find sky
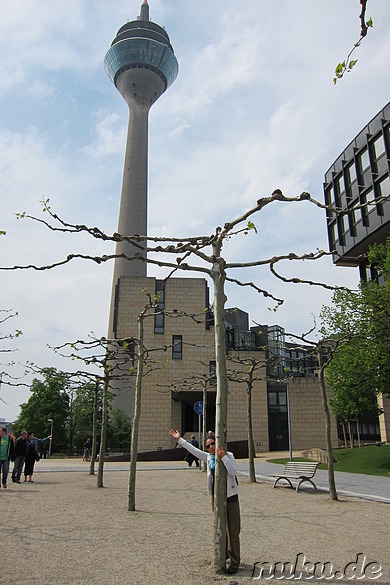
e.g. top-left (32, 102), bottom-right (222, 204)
top-left (1, 0), bottom-right (390, 421)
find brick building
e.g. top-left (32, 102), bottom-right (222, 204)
top-left (111, 276), bottom-right (338, 454)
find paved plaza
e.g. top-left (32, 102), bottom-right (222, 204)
top-left (0, 458), bottom-right (388, 585)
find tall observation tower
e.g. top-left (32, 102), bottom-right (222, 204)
top-left (105, 1), bottom-right (179, 333)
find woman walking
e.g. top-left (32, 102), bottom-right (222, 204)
top-left (24, 431), bottom-right (52, 482)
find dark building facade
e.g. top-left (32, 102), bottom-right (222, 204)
top-left (323, 102), bottom-right (390, 445)
top-left (324, 102), bottom-right (390, 280)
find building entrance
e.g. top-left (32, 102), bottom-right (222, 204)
top-left (268, 388), bottom-right (289, 451)
top-left (173, 391), bottom-right (216, 437)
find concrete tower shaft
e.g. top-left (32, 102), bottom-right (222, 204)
top-left (105, 1), bottom-right (178, 336)
top-left (104, 1), bottom-right (178, 281)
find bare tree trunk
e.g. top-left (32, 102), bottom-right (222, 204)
top-left (128, 313), bottom-right (144, 511)
top-left (356, 420), bottom-right (361, 448)
top-left (68, 388), bottom-right (76, 455)
top-left (348, 421), bottom-right (354, 448)
top-left (318, 353), bottom-right (338, 501)
top-left (211, 241), bottom-right (228, 573)
top-left (97, 372), bottom-right (109, 488)
top-left (342, 423), bottom-right (348, 448)
top-left (202, 379), bottom-right (208, 473)
top-left (247, 376), bottom-right (257, 483)
top-left (89, 378), bottom-right (99, 475)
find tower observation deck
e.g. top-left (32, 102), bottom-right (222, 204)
top-left (104, 0), bottom-right (178, 288)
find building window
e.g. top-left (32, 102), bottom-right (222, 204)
top-left (366, 188), bottom-right (376, 206)
top-left (376, 175), bottom-right (390, 216)
top-left (337, 214), bottom-right (346, 246)
top-left (325, 185), bottom-right (335, 218)
top-left (360, 190), bottom-right (373, 227)
top-left (359, 148), bottom-right (370, 173)
top-left (379, 176), bottom-right (390, 200)
top-left (329, 222), bottom-right (337, 249)
top-left (172, 335), bottom-right (183, 359)
top-left (373, 134), bottom-right (385, 159)
top-left (348, 209), bottom-right (357, 237)
top-left (347, 162), bottom-right (357, 184)
top-left (154, 280), bottom-right (165, 334)
top-left (234, 329), bottom-right (252, 350)
top-left (337, 174), bottom-right (345, 195)
top-left (209, 360), bottom-right (216, 386)
top-left (267, 325), bottom-right (286, 378)
top-left (154, 313), bottom-right (164, 334)
top-left (268, 390), bottom-right (287, 413)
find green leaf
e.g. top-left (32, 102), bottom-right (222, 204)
top-left (335, 61), bottom-right (345, 75)
top-left (348, 59), bottom-right (358, 70)
top-left (247, 220), bottom-right (258, 234)
top-left (366, 17), bottom-right (373, 28)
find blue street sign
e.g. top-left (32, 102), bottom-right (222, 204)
top-left (194, 401), bottom-right (203, 415)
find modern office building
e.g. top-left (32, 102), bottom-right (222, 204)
top-left (324, 102), bottom-right (390, 280)
top-left (323, 102), bottom-right (390, 444)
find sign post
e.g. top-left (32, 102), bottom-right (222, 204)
top-left (194, 401), bottom-right (203, 471)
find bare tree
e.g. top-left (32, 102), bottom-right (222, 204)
top-left (227, 353), bottom-right (268, 483)
top-left (90, 377), bottom-right (100, 476)
top-left (50, 335), bottom-right (134, 486)
top-left (128, 293), bottom-right (207, 510)
top-left (282, 324), bottom-right (360, 502)
top-left (3, 189), bottom-right (386, 569)
top-left (0, 309), bottom-right (22, 404)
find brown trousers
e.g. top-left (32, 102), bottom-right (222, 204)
top-left (211, 495), bottom-right (241, 569)
top-left (227, 495), bottom-right (241, 568)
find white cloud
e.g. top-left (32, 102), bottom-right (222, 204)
top-left (169, 119), bottom-right (192, 138)
top-left (82, 111), bottom-right (126, 158)
top-left (0, 0), bottom-right (389, 421)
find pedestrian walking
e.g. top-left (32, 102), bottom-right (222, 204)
top-left (0, 427), bottom-right (15, 489)
top-left (83, 438), bottom-right (91, 461)
top-left (24, 431), bottom-right (52, 483)
top-left (12, 430), bottom-right (28, 484)
top-left (184, 434), bottom-right (200, 467)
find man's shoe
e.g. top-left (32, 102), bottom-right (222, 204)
top-left (226, 565), bottom-right (238, 575)
top-left (16, 480), bottom-right (21, 484)
top-left (2, 483), bottom-right (7, 489)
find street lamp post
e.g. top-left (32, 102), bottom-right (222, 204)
top-left (47, 418), bottom-right (53, 458)
top-left (286, 382), bottom-right (293, 461)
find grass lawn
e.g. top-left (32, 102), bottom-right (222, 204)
top-left (266, 444), bottom-right (390, 477)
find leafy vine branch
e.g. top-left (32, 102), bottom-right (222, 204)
top-left (333, 0), bottom-right (373, 84)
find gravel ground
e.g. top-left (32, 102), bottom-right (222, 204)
top-left (0, 460), bottom-right (388, 585)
